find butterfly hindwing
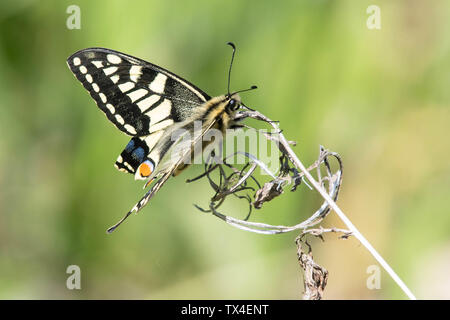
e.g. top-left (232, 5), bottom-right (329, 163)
top-left (115, 131), bottom-right (165, 174)
top-left (67, 47), bottom-right (211, 137)
top-left (107, 117), bottom-right (220, 233)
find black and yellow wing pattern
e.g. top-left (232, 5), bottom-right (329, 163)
top-left (67, 47), bottom-right (211, 176)
top-left (67, 47), bottom-right (243, 232)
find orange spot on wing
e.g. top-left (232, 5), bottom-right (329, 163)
top-left (139, 162), bottom-right (152, 177)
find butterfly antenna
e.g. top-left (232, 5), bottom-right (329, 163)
top-left (232, 85), bottom-right (258, 95)
top-left (227, 42), bottom-right (236, 96)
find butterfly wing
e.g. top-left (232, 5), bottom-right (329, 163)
top-left (107, 118), bottom-right (219, 233)
top-left (67, 47), bottom-right (211, 173)
top-left (114, 132), bottom-right (165, 175)
top-left (67, 47), bottom-right (222, 232)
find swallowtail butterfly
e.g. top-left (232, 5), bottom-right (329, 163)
top-left (67, 44), bottom-right (254, 233)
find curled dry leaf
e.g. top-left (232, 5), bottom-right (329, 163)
top-left (253, 180), bottom-right (284, 209)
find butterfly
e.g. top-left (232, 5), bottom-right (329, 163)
top-left (67, 43), bottom-right (255, 233)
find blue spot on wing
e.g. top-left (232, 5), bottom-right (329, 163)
top-left (132, 147), bottom-right (145, 162)
top-left (125, 139), bottom-right (135, 152)
top-left (115, 138), bottom-right (150, 174)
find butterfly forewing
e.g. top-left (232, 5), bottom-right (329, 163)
top-left (67, 48), bottom-right (211, 136)
top-left (67, 47), bottom-right (212, 174)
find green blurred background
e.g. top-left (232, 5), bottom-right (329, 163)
top-left (0, 0), bottom-right (449, 299)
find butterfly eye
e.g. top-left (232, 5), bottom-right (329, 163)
top-left (228, 99), bottom-right (238, 110)
top-left (136, 159), bottom-right (154, 180)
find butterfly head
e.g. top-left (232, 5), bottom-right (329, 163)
top-left (225, 84), bottom-right (257, 113)
top-left (226, 93), bottom-right (242, 113)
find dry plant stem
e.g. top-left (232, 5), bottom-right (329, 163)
top-left (302, 227), bottom-right (353, 240)
top-left (296, 236), bottom-right (329, 300)
top-left (296, 229), bottom-right (352, 299)
top-left (281, 133), bottom-right (416, 300)
top-left (239, 110), bottom-right (416, 300)
top-left (198, 147), bottom-right (342, 234)
top-left (296, 228), bottom-right (354, 299)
